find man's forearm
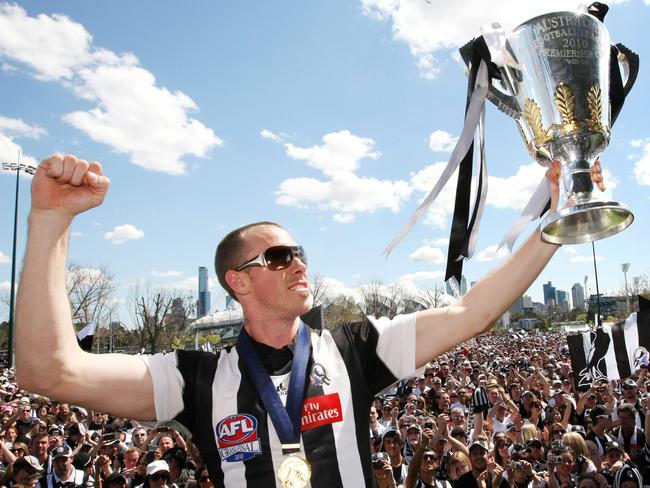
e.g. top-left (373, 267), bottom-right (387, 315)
top-left (415, 230), bottom-right (559, 367)
top-left (15, 210), bottom-right (80, 393)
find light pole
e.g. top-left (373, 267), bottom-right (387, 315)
top-left (621, 262), bottom-right (630, 315)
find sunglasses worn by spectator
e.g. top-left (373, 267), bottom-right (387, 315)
top-left (198, 477), bottom-right (210, 483)
top-left (235, 245), bottom-right (307, 271)
top-left (150, 473), bottom-right (169, 482)
top-left (423, 454), bottom-right (438, 461)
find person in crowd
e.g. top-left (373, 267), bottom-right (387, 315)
top-left (43, 445), bottom-right (93, 488)
top-left (586, 406), bottom-right (615, 456)
top-left (382, 429), bottom-right (409, 486)
top-left (453, 437), bottom-right (495, 488)
top-left (446, 452), bottom-right (470, 485)
top-left (194, 465), bottom-right (212, 488)
top-left (7, 456), bottom-right (45, 488)
top-left (372, 451), bottom-right (400, 488)
top-left (137, 460), bottom-right (172, 488)
top-left (29, 434), bottom-right (50, 475)
top-left (371, 406), bottom-right (388, 439)
top-left (610, 403), bottom-right (644, 466)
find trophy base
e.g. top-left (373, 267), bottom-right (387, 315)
top-left (540, 201), bottom-right (633, 245)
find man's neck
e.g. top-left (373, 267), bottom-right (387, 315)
top-left (420, 471), bottom-right (434, 484)
top-left (390, 453), bottom-right (403, 467)
top-left (243, 315), bottom-right (301, 349)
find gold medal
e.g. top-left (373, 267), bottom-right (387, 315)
top-left (277, 453), bottom-right (312, 488)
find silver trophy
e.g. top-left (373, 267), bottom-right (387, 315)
top-left (480, 9), bottom-right (639, 244)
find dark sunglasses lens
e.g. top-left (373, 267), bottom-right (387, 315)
top-left (265, 246), bottom-right (307, 270)
top-left (265, 247), bottom-right (294, 270)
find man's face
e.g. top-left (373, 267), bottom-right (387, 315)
top-left (33, 436), bottom-right (49, 456)
top-left (132, 429), bottom-right (147, 445)
top-left (19, 406), bottom-right (31, 421)
top-left (623, 384), bottom-right (638, 401)
top-left (235, 226), bottom-right (312, 317)
top-left (369, 407), bottom-right (378, 423)
top-left (619, 410), bottom-right (635, 430)
top-left (406, 430), bottom-right (420, 447)
top-left (437, 394), bottom-right (449, 411)
top-left (124, 451), bottom-right (139, 469)
top-left (420, 451), bottom-right (438, 475)
top-left (383, 436), bottom-right (401, 458)
top-left (158, 435), bottom-right (174, 453)
top-left (487, 388), bottom-right (499, 405)
top-left (605, 449), bottom-right (623, 465)
top-left (53, 456), bottom-right (72, 478)
top-left (14, 468), bottom-right (34, 484)
top-left (469, 447), bottom-right (488, 471)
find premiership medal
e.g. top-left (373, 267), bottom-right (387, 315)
top-left (277, 453), bottom-right (312, 488)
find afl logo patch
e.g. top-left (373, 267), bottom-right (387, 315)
top-left (215, 414), bottom-right (261, 462)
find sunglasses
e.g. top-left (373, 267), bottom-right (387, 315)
top-left (235, 245), bottom-right (307, 272)
top-left (198, 476), bottom-right (210, 482)
top-left (423, 454), bottom-right (438, 461)
top-left (150, 473), bottom-right (170, 482)
top-left (552, 430), bottom-right (565, 435)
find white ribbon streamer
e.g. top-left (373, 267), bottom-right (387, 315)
top-left (382, 60), bottom-right (490, 257)
top-left (498, 175), bottom-right (550, 251)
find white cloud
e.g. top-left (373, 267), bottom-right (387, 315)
top-left (104, 224), bottom-right (144, 244)
top-left (277, 172), bottom-right (411, 216)
top-left (151, 270), bottom-right (183, 278)
top-left (361, 0), bottom-right (590, 78)
top-left (487, 163), bottom-right (547, 209)
top-left (260, 129), bottom-right (283, 142)
top-left (276, 130), bottom-right (412, 221)
top-left (70, 231), bottom-right (83, 237)
top-left (429, 130), bottom-right (458, 153)
top-left (424, 237), bottom-right (449, 247)
top-left (0, 133), bottom-right (38, 176)
top-left (0, 280), bottom-right (9, 290)
top-left (0, 4), bottom-right (221, 175)
top-left (570, 255), bottom-right (604, 263)
top-left (333, 213), bottom-right (355, 224)
top-left (631, 138), bottom-right (650, 186)
top-left (284, 130), bottom-right (381, 177)
top-left (562, 246), bottom-right (578, 254)
top-left (398, 270), bottom-right (445, 282)
top-left (409, 161), bottom-right (459, 228)
top-left (476, 244), bottom-right (508, 262)
top-left (409, 245), bottom-right (445, 264)
top-left (0, 251), bottom-right (9, 264)
top-left (0, 115), bottom-right (46, 139)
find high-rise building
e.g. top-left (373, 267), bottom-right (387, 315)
top-left (572, 283), bottom-right (586, 310)
top-left (557, 290), bottom-right (569, 311)
top-left (198, 266), bottom-right (211, 318)
top-left (543, 281), bottom-right (557, 306)
top-left (509, 295), bottom-right (533, 314)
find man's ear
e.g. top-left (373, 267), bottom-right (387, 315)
top-left (225, 270), bottom-right (248, 297)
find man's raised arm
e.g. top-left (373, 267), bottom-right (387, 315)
top-left (15, 154), bottom-right (156, 421)
top-left (414, 161), bottom-right (603, 367)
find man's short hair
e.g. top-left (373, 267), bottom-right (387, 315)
top-left (617, 402), bottom-right (636, 417)
top-left (214, 221), bottom-right (282, 300)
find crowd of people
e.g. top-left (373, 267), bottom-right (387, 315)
top-left (1, 327), bottom-right (647, 488)
top-left (369, 331), bottom-right (648, 488)
top-left (0, 372), bottom-right (210, 488)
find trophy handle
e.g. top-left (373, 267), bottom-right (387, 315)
top-left (487, 81), bottom-right (521, 119)
top-left (615, 43), bottom-right (640, 97)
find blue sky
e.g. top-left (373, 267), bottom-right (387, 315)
top-left (1, 0), bottom-right (648, 325)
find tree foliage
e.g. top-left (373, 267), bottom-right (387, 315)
top-left (128, 284), bottom-right (196, 354)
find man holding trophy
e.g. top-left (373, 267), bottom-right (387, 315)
top-left (14, 3), bottom-right (633, 488)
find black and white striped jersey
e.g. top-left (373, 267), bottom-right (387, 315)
top-left (140, 307), bottom-right (419, 488)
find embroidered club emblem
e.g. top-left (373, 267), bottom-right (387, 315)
top-left (215, 414), bottom-right (261, 462)
top-left (310, 363), bottom-right (331, 386)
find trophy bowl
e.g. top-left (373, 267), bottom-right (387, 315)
top-left (483, 9), bottom-right (638, 245)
